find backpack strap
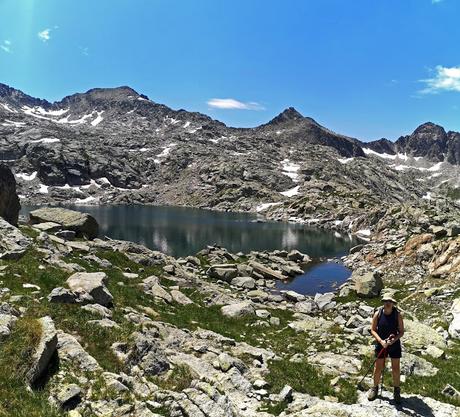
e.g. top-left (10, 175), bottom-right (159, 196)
top-left (394, 307), bottom-right (400, 333)
top-left (377, 306), bottom-right (383, 322)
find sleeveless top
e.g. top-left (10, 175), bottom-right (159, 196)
top-left (376, 307), bottom-right (399, 340)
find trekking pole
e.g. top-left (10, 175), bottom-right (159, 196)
top-left (381, 350), bottom-right (386, 396)
top-left (357, 345), bottom-right (387, 391)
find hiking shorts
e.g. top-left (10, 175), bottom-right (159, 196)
top-left (374, 341), bottom-right (402, 359)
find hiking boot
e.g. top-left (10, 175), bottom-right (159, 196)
top-left (394, 386), bottom-right (402, 404)
top-left (368, 386), bottom-right (379, 401)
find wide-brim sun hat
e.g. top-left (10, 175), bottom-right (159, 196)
top-left (381, 294), bottom-right (397, 303)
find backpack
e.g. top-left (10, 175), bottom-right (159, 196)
top-left (374, 306), bottom-right (400, 334)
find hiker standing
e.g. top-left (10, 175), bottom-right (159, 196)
top-left (368, 294), bottom-right (404, 404)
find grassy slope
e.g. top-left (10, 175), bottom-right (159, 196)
top-left (0, 228), bottom-right (459, 416)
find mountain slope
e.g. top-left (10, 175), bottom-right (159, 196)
top-left (1, 82), bottom-right (459, 213)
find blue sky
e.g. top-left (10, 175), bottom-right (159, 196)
top-left (1, 0), bottom-right (459, 141)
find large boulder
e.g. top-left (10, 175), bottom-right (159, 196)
top-left (29, 208), bottom-right (99, 239)
top-left (26, 317), bottom-right (58, 385)
top-left (352, 270), bottom-right (384, 298)
top-left (448, 298), bottom-right (460, 339)
top-left (0, 217), bottom-right (32, 260)
top-left (66, 272), bottom-right (113, 306)
top-left (207, 264), bottom-right (238, 282)
top-left (404, 319), bottom-right (447, 350)
top-left (221, 302), bottom-right (255, 318)
top-left (0, 165), bottom-right (20, 226)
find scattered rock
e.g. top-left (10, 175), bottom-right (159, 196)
top-left (26, 316), bottom-right (58, 385)
top-left (231, 276), bottom-right (256, 290)
top-left (170, 289), bottom-right (194, 305)
top-left (48, 287), bottom-right (77, 304)
top-left (314, 292), bottom-right (336, 310)
top-left (126, 331), bottom-right (170, 376)
top-left (221, 302), bottom-right (255, 318)
top-left (249, 261), bottom-right (285, 280)
top-left (56, 384), bottom-right (82, 410)
top-left (66, 272), bottom-right (113, 306)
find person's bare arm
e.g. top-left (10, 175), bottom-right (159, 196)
top-left (390, 312), bottom-right (404, 344)
top-left (370, 311), bottom-right (387, 348)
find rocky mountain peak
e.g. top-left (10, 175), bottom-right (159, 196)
top-left (57, 86), bottom-right (147, 107)
top-left (0, 82), bottom-right (50, 109)
top-left (363, 138), bottom-right (396, 155)
top-left (395, 122), bottom-right (449, 162)
top-left (412, 122), bottom-right (447, 141)
top-left (267, 107), bottom-right (304, 125)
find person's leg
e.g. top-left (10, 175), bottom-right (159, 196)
top-left (391, 357), bottom-right (402, 404)
top-left (373, 358), bottom-right (385, 387)
top-left (368, 357), bottom-right (384, 400)
top-left (391, 358), bottom-right (400, 387)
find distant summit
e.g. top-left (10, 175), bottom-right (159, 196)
top-left (267, 107), bottom-right (304, 125)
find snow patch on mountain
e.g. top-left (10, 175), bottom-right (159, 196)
top-left (338, 157), bottom-right (354, 164)
top-left (15, 171), bottom-right (37, 181)
top-left (91, 111), bottom-right (104, 126)
top-left (363, 148), bottom-right (408, 161)
top-left (281, 159), bottom-right (300, 182)
top-left (280, 185), bottom-right (300, 197)
top-left (2, 119), bottom-right (25, 127)
top-left (38, 184), bottom-right (49, 194)
top-left (154, 143), bottom-right (177, 163)
top-left (256, 202), bottom-right (282, 212)
top-left (0, 103), bottom-right (16, 113)
top-left (30, 138), bottom-right (60, 144)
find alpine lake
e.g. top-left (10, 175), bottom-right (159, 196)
top-left (21, 205), bottom-right (359, 295)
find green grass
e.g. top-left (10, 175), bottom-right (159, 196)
top-left (403, 344), bottom-right (460, 407)
top-left (0, 318), bottom-right (64, 417)
top-left (358, 343), bottom-right (460, 407)
top-left (446, 187), bottom-right (460, 200)
top-left (335, 291), bottom-right (381, 308)
top-left (265, 358), bottom-right (357, 404)
top-left (3, 238), bottom-right (458, 413)
top-left (258, 400), bottom-right (289, 415)
top-left (153, 364), bottom-right (194, 392)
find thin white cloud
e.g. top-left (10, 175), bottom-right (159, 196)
top-left (79, 46), bottom-right (89, 56)
top-left (38, 28), bottom-right (51, 42)
top-left (207, 98), bottom-right (265, 110)
top-left (432, 0), bottom-right (443, 3)
top-left (0, 40), bottom-right (11, 53)
top-left (419, 65), bottom-right (460, 94)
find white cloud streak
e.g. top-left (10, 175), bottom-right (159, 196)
top-left (432, 0), bottom-right (443, 3)
top-left (419, 65), bottom-right (460, 94)
top-left (207, 98), bottom-right (265, 110)
top-left (38, 28), bottom-right (51, 42)
top-left (0, 40), bottom-right (11, 53)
